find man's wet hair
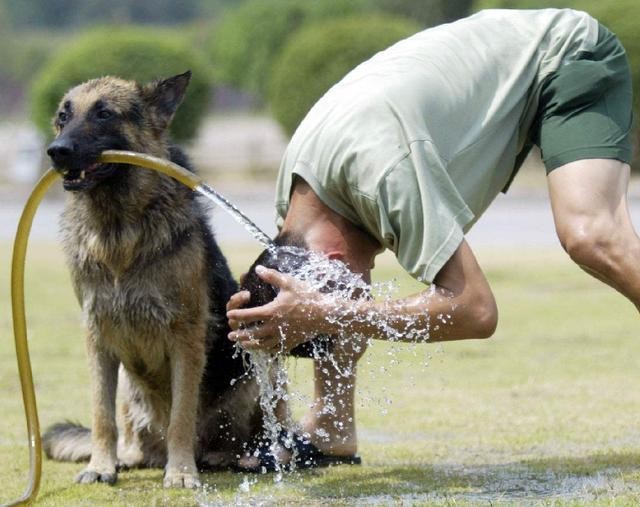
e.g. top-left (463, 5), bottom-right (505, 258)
top-left (241, 231), bottom-right (309, 309)
top-left (240, 231), bottom-right (331, 357)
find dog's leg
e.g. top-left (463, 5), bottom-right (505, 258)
top-left (76, 335), bottom-right (119, 485)
top-left (117, 400), bottom-right (145, 469)
top-left (163, 339), bottom-right (205, 489)
top-left (116, 368), bottom-right (145, 469)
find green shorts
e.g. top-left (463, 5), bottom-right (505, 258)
top-left (530, 24), bottom-right (633, 172)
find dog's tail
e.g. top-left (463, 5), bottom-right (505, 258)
top-left (42, 421), bottom-right (91, 462)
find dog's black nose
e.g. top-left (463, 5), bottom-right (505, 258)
top-left (47, 138), bottom-right (75, 165)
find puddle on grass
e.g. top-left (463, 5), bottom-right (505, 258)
top-left (194, 464), bottom-right (640, 506)
top-left (410, 464), bottom-right (640, 505)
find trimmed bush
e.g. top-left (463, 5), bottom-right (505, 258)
top-left (209, 0), bottom-right (370, 99)
top-left (210, 0), bottom-right (471, 102)
top-left (268, 15), bottom-right (420, 136)
top-left (30, 27), bottom-right (212, 142)
top-left (370, 0), bottom-right (473, 27)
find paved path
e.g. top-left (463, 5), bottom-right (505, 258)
top-left (3, 187), bottom-right (640, 249)
top-left (2, 115), bottom-right (640, 249)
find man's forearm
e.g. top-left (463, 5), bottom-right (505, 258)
top-left (320, 286), bottom-right (473, 343)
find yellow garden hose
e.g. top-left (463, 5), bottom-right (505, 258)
top-left (100, 150), bottom-right (202, 189)
top-left (7, 150), bottom-right (270, 506)
top-left (8, 168), bottom-right (58, 507)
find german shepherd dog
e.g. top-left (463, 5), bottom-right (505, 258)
top-left (43, 72), bottom-right (263, 488)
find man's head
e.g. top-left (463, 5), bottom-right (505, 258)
top-left (239, 227), bottom-right (374, 357)
top-left (240, 232), bottom-right (332, 357)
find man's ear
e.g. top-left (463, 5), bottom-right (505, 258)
top-left (142, 70), bottom-right (191, 128)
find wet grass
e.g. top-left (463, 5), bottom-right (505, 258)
top-left (1, 241), bottom-right (640, 505)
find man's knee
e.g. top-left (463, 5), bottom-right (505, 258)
top-left (557, 218), bottom-right (619, 272)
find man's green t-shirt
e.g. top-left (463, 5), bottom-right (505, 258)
top-left (274, 9), bottom-right (599, 283)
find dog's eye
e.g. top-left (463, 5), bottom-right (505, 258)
top-left (97, 109), bottom-right (113, 120)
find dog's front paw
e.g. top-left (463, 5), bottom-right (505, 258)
top-left (163, 465), bottom-right (200, 489)
top-left (75, 467), bottom-right (117, 485)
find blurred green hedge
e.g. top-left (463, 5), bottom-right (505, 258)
top-left (268, 15), bottom-right (420, 136)
top-left (209, 0), bottom-right (371, 99)
top-left (30, 27), bottom-right (211, 142)
top-left (474, 0), bottom-right (640, 164)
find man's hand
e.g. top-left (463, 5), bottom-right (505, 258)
top-left (226, 265), bottom-right (333, 352)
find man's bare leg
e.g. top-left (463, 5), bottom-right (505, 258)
top-left (547, 159), bottom-right (640, 309)
top-left (299, 333), bottom-right (367, 457)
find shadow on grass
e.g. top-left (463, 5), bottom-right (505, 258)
top-left (298, 451), bottom-right (640, 502)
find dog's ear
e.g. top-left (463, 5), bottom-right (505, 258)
top-left (142, 71), bottom-right (191, 128)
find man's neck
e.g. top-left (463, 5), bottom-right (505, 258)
top-left (281, 179), bottom-right (381, 274)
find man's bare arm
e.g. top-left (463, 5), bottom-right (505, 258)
top-left (226, 240), bottom-right (498, 351)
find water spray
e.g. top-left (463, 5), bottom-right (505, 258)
top-left (6, 150), bottom-right (273, 506)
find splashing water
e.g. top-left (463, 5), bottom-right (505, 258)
top-left (244, 349), bottom-right (289, 479)
top-left (224, 246), bottom-right (455, 484)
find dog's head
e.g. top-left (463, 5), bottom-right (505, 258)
top-left (47, 71), bottom-right (191, 191)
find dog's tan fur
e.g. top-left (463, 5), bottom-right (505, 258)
top-left (43, 73), bottom-right (263, 488)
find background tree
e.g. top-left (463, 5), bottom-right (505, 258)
top-left (1, 0), bottom-right (204, 28)
top-left (210, 0), bottom-right (473, 102)
top-left (209, 0), bottom-right (372, 100)
top-left (30, 27), bottom-right (211, 142)
top-left (370, 0), bottom-right (473, 27)
top-left (268, 15), bottom-right (420, 136)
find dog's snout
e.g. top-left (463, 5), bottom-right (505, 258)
top-left (47, 139), bottom-right (75, 165)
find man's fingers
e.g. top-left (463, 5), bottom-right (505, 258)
top-left (227, 302), bottom-right (279, 324)
top-left (226, 290), bottom-right (250, 311)
top-left (228, 317), bottom-right (240, 331)
top-left (255, 265), bottom-right (293, 290)
top-left (229, 322), bottom-right (281, 342)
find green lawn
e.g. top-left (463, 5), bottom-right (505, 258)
top-left (1, 241), bottom-right (640, 505)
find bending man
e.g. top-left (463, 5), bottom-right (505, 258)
top-left (227, 9), bottom-right (636, 467)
